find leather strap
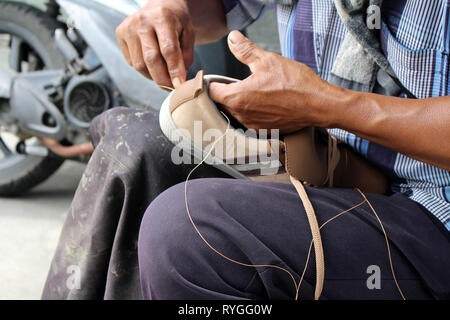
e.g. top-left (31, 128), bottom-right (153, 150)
top-left (289, 175), bottom-right (324, 300)
top-left (283, 129), bottom-right (340, 300)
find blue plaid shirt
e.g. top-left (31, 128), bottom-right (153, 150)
top-left (222, 0), bottom-right (450, 230)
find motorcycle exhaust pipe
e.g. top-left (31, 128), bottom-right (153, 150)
top-left (38, 138), bottom-right (94, 158)
top-left (16, 142), bottom-right (49, 157)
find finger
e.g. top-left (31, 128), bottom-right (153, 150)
top-left (208, 82), bottom-right (229, 104)
top-left (227, 30), bottom-right (266, 70)
top-left (116, 21), bottom-right (131, 65)
top-left (137, 27), bottom-right (172, 87)
top-left (209, 82), bottom-right (245, 124)
top-left (154, 22), bottom-right (186, 88)
top-left (208, 81), bottom-right (246, 109)
top-left (180, 24), bottom-right (195, 71)
top-left (117, 37), bottom-right (132, 66)
top-left (125, 31), bottom-right (151, 79)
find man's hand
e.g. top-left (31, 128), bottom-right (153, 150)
top-left (211, 32), bottom-right (450, 171)
top-left (116, 0), bottom-right (195, 88)
top-left (209, 31), bottom-right (348, 134)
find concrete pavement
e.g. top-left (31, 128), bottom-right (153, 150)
top-left (0, 161), bottom-right (85, 300)
top-left (0, 0), bottom-right (82, 300)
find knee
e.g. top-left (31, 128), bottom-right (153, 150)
top-left (138, 182), bottom-right (194, 298)
top-left (90, 107), bottom-right (127, 147)
top-left (90, 107), bottom-right (160, 151)
top-left (90, 107), bottom-right (172, 167)
top-left (138, 180), bottom-right (227, 299)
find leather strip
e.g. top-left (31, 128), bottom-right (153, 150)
top-left (289, 175), bottom-right (324, 300)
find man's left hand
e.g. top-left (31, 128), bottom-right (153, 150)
top-left (209, 31), bottom-right (346, 134)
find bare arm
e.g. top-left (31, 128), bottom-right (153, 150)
top-left (210, 31), bottom-right (450, 172)
top-left (187, 0), bottom-right (228, 44)
top-left (331, 91), bottom-right (450, 171)
top-left (115, 0), bottom-right (228, 88)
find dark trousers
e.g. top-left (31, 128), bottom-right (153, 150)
top-left (138, 179), bottom-right (450, 300)
top-left (42, 107), bottom-right (450, 300)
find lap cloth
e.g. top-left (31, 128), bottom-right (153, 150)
top-left (41, 108), bottom-right (229, 299)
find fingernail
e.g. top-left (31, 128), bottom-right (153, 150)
top-left (228, 31), bottom-right (243, 44)
top-left (172, 77), bottom-right (181, 88)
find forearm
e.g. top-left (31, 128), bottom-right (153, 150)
top-left (186, 0), bottom-right (228, 44)
top-left (330, 89), bottom-right (450, 171)
top-left (203, 30), bottom-right (450, 170)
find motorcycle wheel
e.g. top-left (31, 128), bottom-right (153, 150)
top-left (0, 1), bottom-right (65, 196)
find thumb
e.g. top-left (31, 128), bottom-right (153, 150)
top-left (227, 30), bottom-right (265, 69)
top-left (208, 82), bottom-right (229, 104)
top-left (208, 80), bottom-right (245, 107)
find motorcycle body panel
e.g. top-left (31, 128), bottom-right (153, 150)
top-left (57, 0), bottom-right (169, 110)
top-left (9, 69), bottom-right (67, 140)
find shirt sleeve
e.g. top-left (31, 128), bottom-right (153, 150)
top-left (221, 0), bottom-right (266, 30)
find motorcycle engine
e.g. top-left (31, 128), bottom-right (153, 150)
top-left (64, 68), bottom-right (112, 128)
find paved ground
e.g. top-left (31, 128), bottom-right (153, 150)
top-left (0, 1), bottom-right (279, 300)
top-left (0, 161), bottom-right (85, 300)
top-left (0, 0), bottom-right (73, 300)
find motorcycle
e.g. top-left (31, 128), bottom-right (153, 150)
top-left (0, 0), bottom-right (247, 196)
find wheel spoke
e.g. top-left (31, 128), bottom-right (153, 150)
top-left (9, 35), bottom-right (24, 72)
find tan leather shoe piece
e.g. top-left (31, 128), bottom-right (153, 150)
top-left (160, 70), bottom-right (286, 181)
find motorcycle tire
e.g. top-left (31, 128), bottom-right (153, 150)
top-left (0, 1), bottom-right (65, 196)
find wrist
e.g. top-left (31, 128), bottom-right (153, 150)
top-left (309, 82), bottom-right (360, 129)
top-left (328, 87), bottom-right (380, 132)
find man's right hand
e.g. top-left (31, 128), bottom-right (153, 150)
top-left (116, 0), bottom-right (195, 88)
